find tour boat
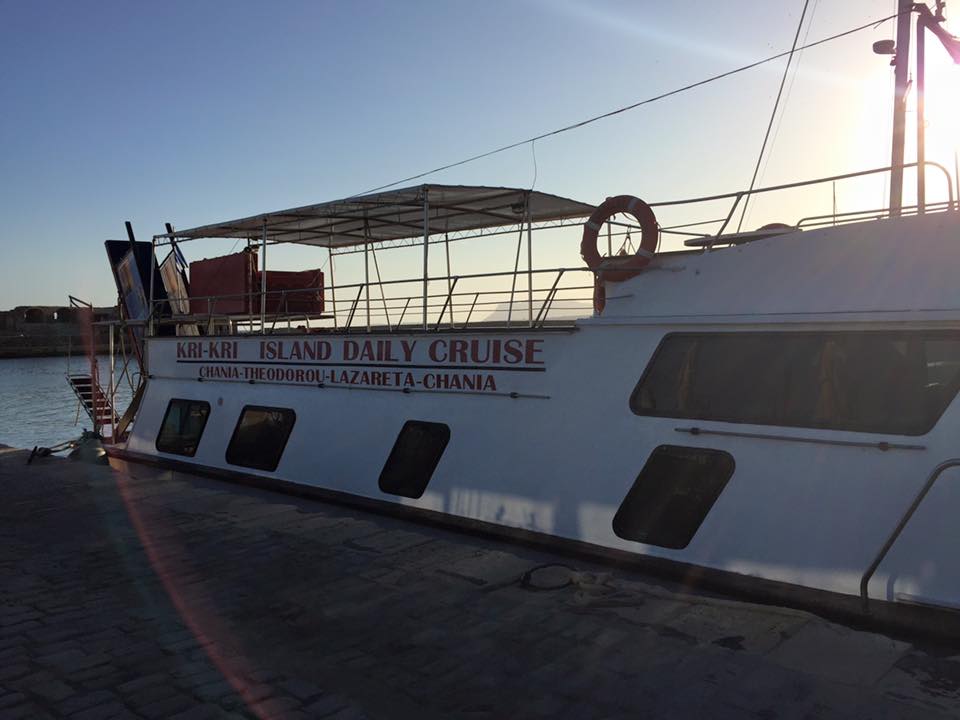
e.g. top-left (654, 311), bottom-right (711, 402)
top-left (71, 6), bottom-right (960, 635)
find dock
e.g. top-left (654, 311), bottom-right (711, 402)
top-left (3, 447), bottom-right (960, 719)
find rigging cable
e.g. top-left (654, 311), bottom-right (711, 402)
top-left (737, 0), bottom-right (813, 232)
top-left (755, 0), bottom-right (821, 193)
top-left (530, 138), bottom-right (538, 191)
top-left (351, 11), bottom-right (904, 198)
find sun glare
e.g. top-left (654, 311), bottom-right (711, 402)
top-left (922, 50), bottom-right (960, 177)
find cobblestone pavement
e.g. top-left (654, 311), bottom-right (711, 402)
top-left (3, 446), bottom-right (960, 719)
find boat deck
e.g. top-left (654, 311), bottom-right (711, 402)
top-left (3, 447), bottom-right (960, 720)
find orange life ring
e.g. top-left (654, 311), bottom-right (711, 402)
top-left (580, 195), bottom-right (658, 313)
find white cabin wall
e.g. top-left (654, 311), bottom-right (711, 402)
top-left (126, 318), bottom-right (960, 607)
top-left (122, 211), bottom-right (960, 608)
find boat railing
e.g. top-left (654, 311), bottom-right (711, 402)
top-left (147, 266), bottom-right (597, 336)
top-left (140, 162), bottom-right (959, 338)
top-left (656, 161), bottom-right (957, 246)
top-left (796, 199), bottom-right (955, 230)
top-left (859, 458), bottom-right (960, 613)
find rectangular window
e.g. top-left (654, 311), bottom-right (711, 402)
top-left (379, 421), bottom-right (450, 499)
top-left (630, 331), bottom-right (960, 436)
top-left (613, 445), bottom-right (735, 549)
top-left (226, 406), bottom-right (296, 472)
top-left (156, 399), bottom-right (210, 457)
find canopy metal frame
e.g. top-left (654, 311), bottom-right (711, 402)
top-left (153, 184), bottom-right (595, 249)
top-left (150, 184), bottom-right (599, 335)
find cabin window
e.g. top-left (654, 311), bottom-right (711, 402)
top-left (630, 331), bottom-right (960, 436)
top-left (613, 445), bottom-right (735, 549)
top-left (226, 406), bottom-right (296, 472)
top-left (379, 421), bottom-right (451, 499)
top-left (156, 399), bottom-right (210, 457)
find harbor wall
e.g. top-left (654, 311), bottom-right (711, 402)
top-left (0, 305), bottom-right (116, 358)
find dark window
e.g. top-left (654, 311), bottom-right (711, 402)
top-left (156, 399), bottom-right (210, 456)
top-left (226, 406), bottom-right (296, 472)
top-left (630, 331), bottom-right (960, 436)
top-left (379, 421), bottom-right (451, 499)
top-left (613, 445), bottom-right (735, 549)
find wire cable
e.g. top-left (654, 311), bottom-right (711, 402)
top-left (351, 11), bottom-right (903, 198)
top-left (530, 138), bottom-right (538, 191)
top-left (737, 0), bottom-right (813, 232)
top-left (756, 0), bottom-right (821, 192)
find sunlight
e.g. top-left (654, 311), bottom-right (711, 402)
top-left (832, 28), bottom-right (960, 214)
top-left (922, 48), bottom-right (960, 187)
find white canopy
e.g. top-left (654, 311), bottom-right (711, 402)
top-left (160, 184), bottom-right (596, 248)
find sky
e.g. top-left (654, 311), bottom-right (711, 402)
top-left (1, 0), bottom-right (958, 309)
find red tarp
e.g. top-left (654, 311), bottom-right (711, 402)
top-left (189, 252), bottom-right (256, 315)
top-left (256, 270), bottom-right (324, 314)
top-left (188, 251), bottom-right (324, 316)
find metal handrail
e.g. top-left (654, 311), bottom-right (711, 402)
top-left (534, 270), bottom-right (566, 328)
top-left (152, 266), bottom-right (594, 308)
top-left (657, 162), bottom-right (959, 249)
top-left (859, 458), bottom-right (960, 612)
top-left (650, 161), bottom-right (956, 212)
top-left (434, 276), bottom-right (459, 331)
top-left (147, 266), bottom-right (596, 335)
top-left (797, 199), bottom-right (955, 229)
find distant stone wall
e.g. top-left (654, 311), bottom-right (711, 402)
top-left (0, 305), bottom-right (116, 358)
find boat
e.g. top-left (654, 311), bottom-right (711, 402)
top-left (70, 4), bottom-right (960, 636)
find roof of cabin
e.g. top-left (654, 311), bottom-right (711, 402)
top-left (158, 184), bottom-right (596, 248)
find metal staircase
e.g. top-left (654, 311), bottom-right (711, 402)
top-left (67, 373), bottom-right (118, 436)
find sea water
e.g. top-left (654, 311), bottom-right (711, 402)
top-left (0, 356), bottom-right (133, 450)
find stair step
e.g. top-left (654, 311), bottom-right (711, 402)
top-left (67, 373), bottom-right (117, 427)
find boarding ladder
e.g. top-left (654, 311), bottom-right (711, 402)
top-left (67, 373), bottom-right (118, 438)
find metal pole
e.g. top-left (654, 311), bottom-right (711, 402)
top-left (371, 245), bottom-right (390, 328)
top-left (147, 236), bottom-right (155, 337)
top-left (108, 323), bottom-right (115, 429)
top-left (328, 247), bottom-right (338, 328)
top-left (526, 199), bottom-right (534, 328)
top-left (364, 223), bottom-right (371, 333)
top-left (917, 15), bottom-right (927, 214)
top-left (466, 292), bottom-right (480, 325)
top-left (247, 239), bottom-right (254, 334)
top-left (889, 0), bottom-right (913, 217)
top-left (955, 149), bottom-right (959, 211)
top-left (606, 222), bottom-right (612, 257)
top-left (395, 297), bottom-right (411, 331)
top-left (444, 232), bottom-right (454, 327)
top-left (435, 277), bottom-right (459, 331)
top-left (346, 285), bottom-right (363, 330)
top-left (260, 220), bottom-right (267, 334)
top-left (506, 224), bottom-right (523, 327)
top-left (422, 191), bottom-right (430, 331)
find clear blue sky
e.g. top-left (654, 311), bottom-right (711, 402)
top-left (2, 0), bottom-right (955, 308)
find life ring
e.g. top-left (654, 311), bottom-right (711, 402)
top-left (580, 195), bottom-right (658, 312)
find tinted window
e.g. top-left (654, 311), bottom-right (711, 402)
top-left (613, 445), bottom-right (735, 549)
top-left (226, 406), bottom-right (296, 472)
top-left (156, 399), bottom-right (210, 456)
top-left (379, 421), bottom-right (450, 499)
top-left (630, 331), bottom-right (960, 436)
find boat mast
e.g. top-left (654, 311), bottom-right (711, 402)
top-left (888, 2), bottom-right (960, 216)
top-left (888, 0), bottom-right (913, 218)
